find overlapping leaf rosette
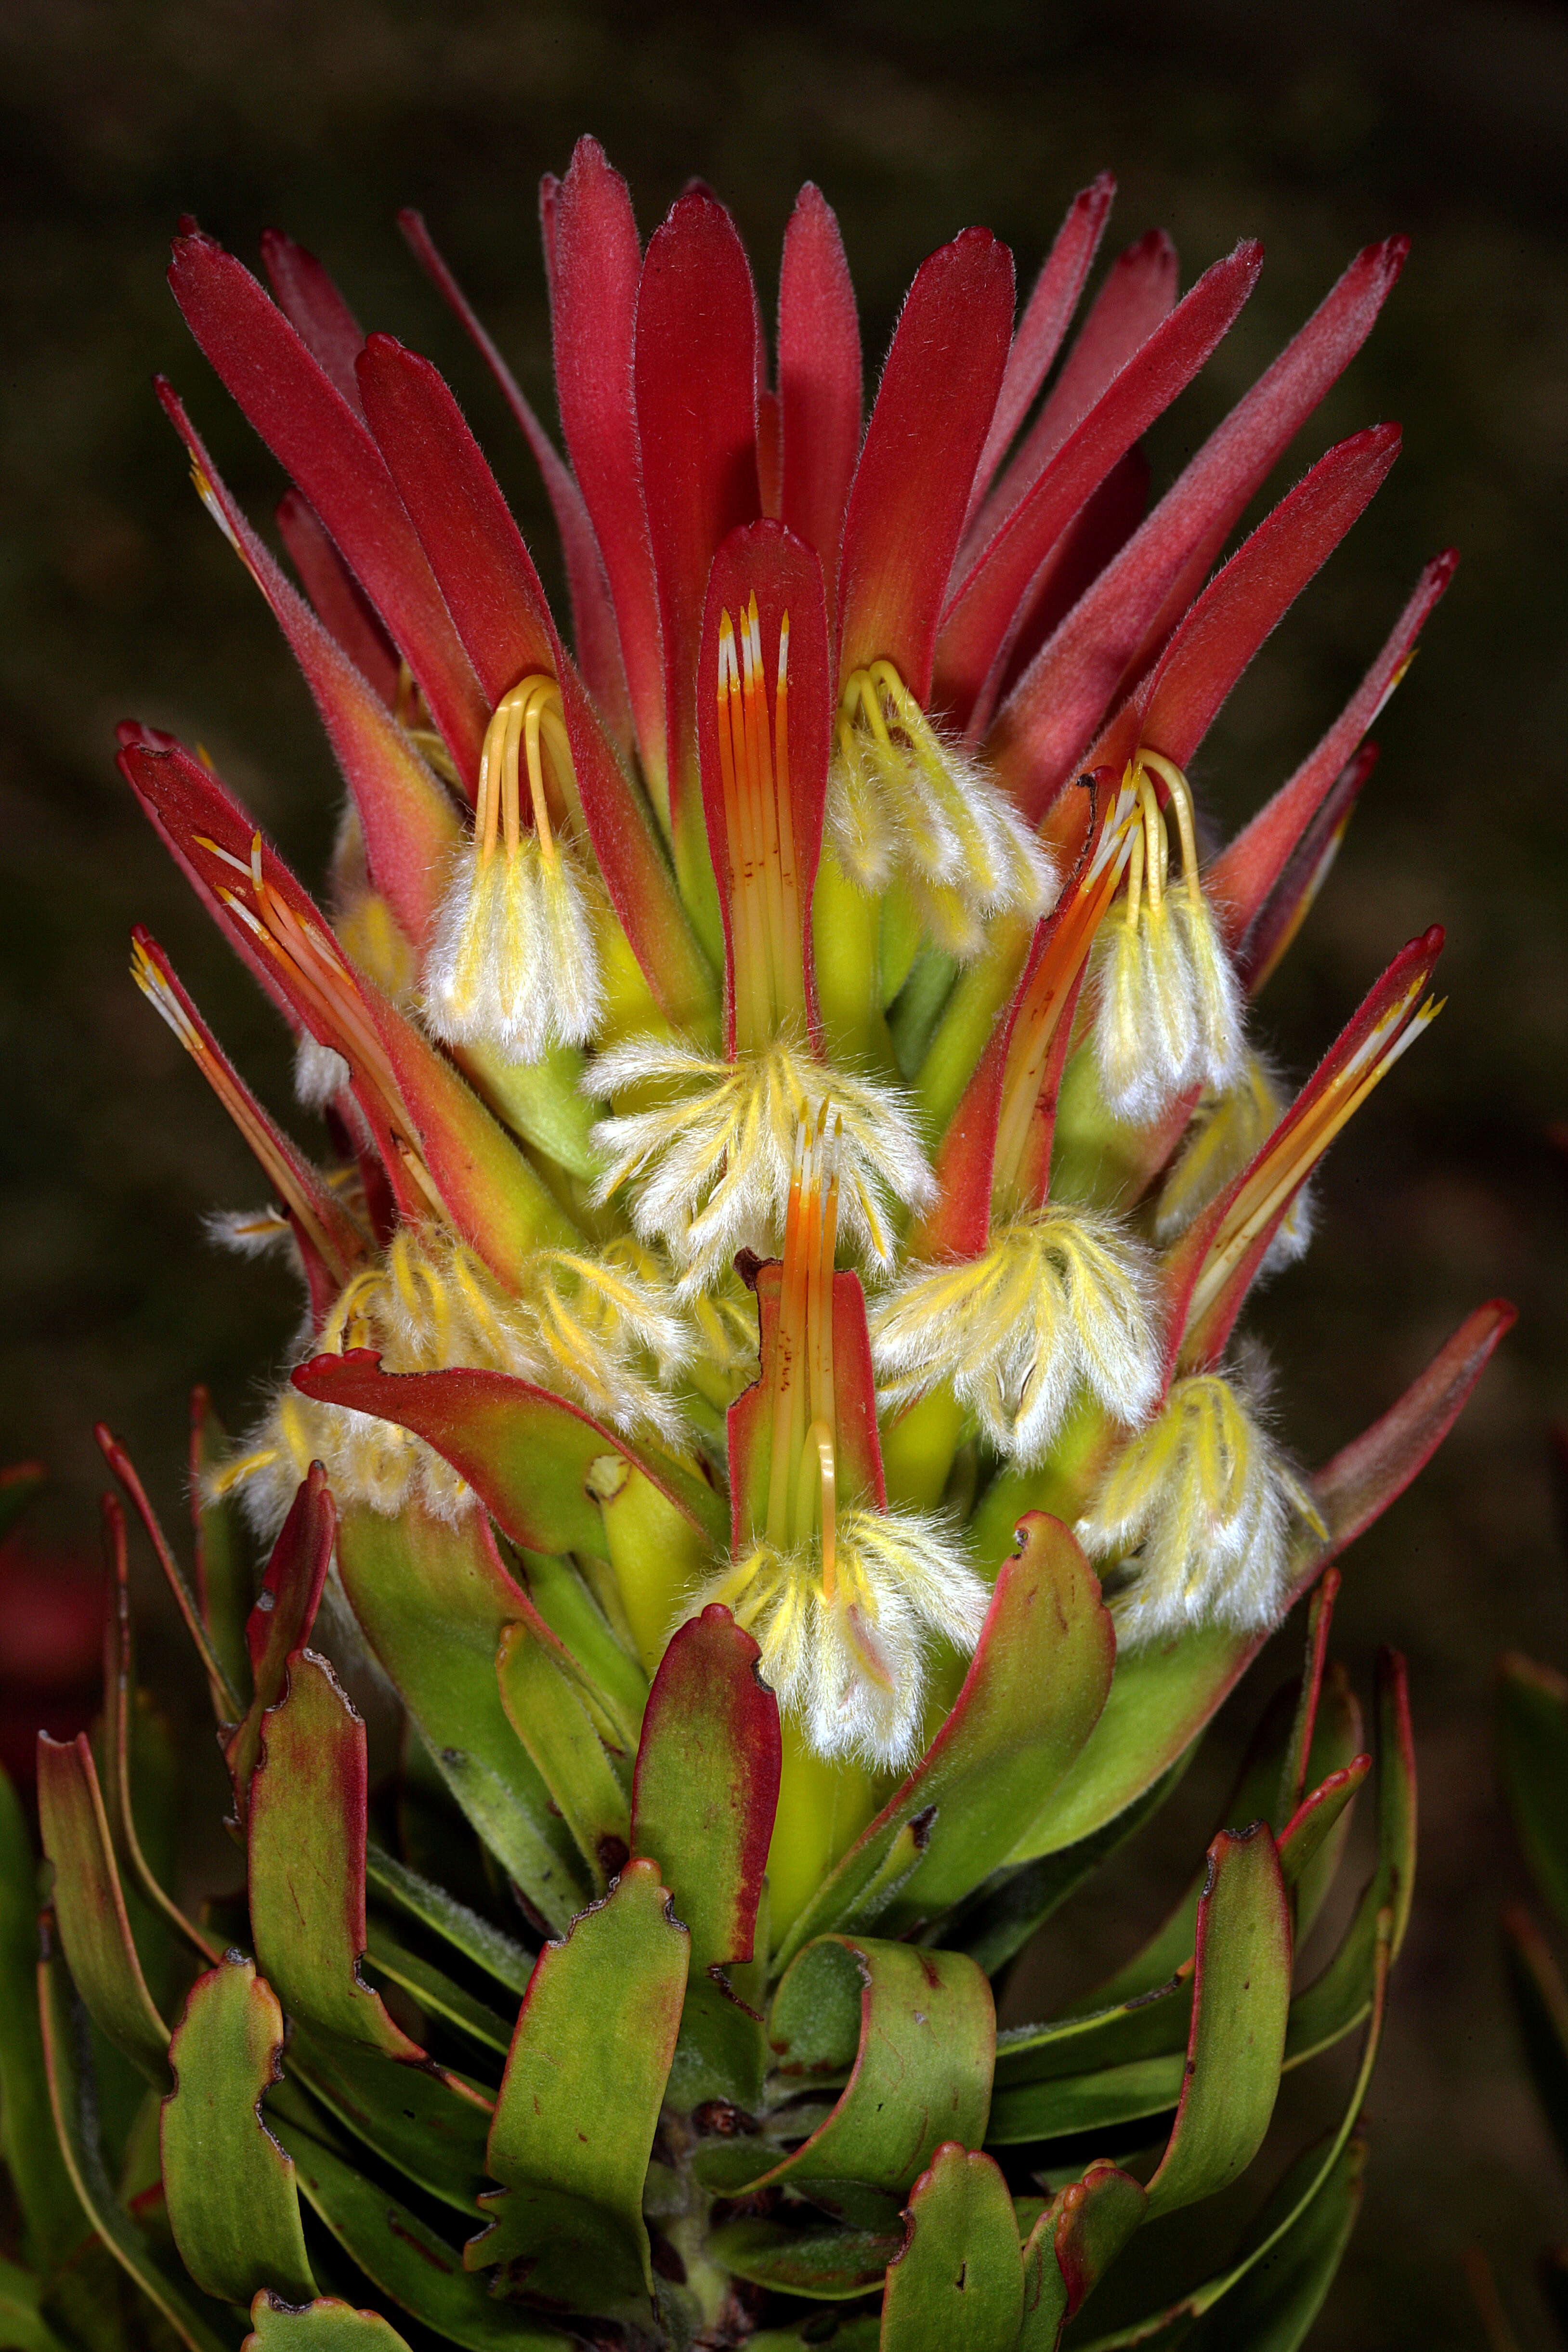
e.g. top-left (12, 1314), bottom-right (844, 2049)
top-left (1, 145), bottom-right (1513, 2352)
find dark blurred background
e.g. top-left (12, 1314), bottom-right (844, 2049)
top-left (0, 0), bottom-right (1564, 2342)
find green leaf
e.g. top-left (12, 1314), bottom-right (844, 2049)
top-left (243, 2296), bottom-right (409, 2352)
top-left (1143, 1827), bottom-right (1292, 2221)
top-left (507, 1544), bottom-right (648, 1753)
top-left (704, 2217), bottom-right (899, 2300)
top-left (362, 1920), bottom-right (512, 2058)
top-left (222, 1467), bottom-right (334, 1829)
top-left (335, 1502), bottom-right (588, 1930)
top-left (495, 1620), bottom-right (631, 1891)
top-left (37, 1925), bottom-right (237, 2352)
top-left (0, 1771), bottom-right (87, 2265)
top-left (361, 1844), bottom-right (533, 1999)
top-left (994, 1973), bottom-right (1192, 2090)
top-left (275, 2119), bottom-right (569, 2350)
top-left (160, 1957), bottom-right (317, 2307)
top-left (0, 2252), bottom-right (78, 2352)
top-left (1276, 1759), bottom-right (1369, 1895)
top-left (1502, 1906), bottom-right (1568, 2173)
top-left (465, 1859), bottom-right (689, 2317)
top-left (1498, 1654), bottom-right (1568, 1934)
top-left (776, 1516), bottom-right (1114, 1970)
top-left (1178, 2132), bottom-right (1366, 2352)
top-left (1018, 2201), bottom-right (1069, 2352)
top-left (283, 2023), bottom-right (494, 2214)
top-left (986, 2053), bottom-right (1186, 2144)
top-left (190, 1388), bottom-right (255, 1710)
top-left (698, 1937), bottom-right (993, 2223)
top-left (879, 2143), bottom-right (1023, 2352)
top-left (248, 1651), bottom-right (423, 2060)
top-left (36, 1736), bottom-right (169, 2085)
top-left (630, 1606), bottom-right (781, 2111)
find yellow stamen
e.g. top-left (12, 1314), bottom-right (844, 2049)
top-left (475, 676), bottom-right (572, 866)
top-left (716, 599), bottom-right (804, 1049)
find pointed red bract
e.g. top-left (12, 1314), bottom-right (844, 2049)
top-left (1234, 744), bottom-right (1375, 998)
top-left (967, 175), bottom-right (1115, 529)
top-left (1211, 551), bottom-right (1458, 955)
top-left (971, 226), bottom-right (1179, 556)
top-left (396, 205), bottom-right (633, 750)
top-left (635, 189), bottom-right (762, 824)
top-left (1087, 423), bottom-right (1403, 781)
top-left (777, 185), bottom-right (862, 621)
top-left (836, 227), bottom-right (1014, 699)
top-left (991, 238), bottom-right (1409, 818)
top-left (992, 449), bottom-right (1149, 715)
top-left (934, 241), bottom-right (1262, 726)
top-left (259, 229), bottom-right (366, 415)
top-left (222, 1465), bottom-right (336, 1825)
top-left (156, 380), bottom-right (457, 953)
top-left (167, 231), bottom-right (488, 788)
top-left (696, 522), bottom-right (830, 1053)
top-left (275, 489), bottom-right (399, 706)
top-left (549, 141), bottom-right (666, 788)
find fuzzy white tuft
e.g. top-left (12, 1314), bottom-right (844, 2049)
top-left (422, 836), bottom-right (602, 1063)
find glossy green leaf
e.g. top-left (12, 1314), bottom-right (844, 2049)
top-left (630, 1606), bottom-right (780, 2110)
top-left (335, 1502), bottom-right (588, 1930)
top-left (705, 2217), bottom-right (899, 2300)
top-left (284, 2022), bottom-right (494, 2214)
top-left (363, 1920), bottom-right (512, 2057)
top-left (248, 1650), bottom-right (423, 2059)
top-left (36, 1735), bottom-right (168, 2085)
top-left (495, 1620), bottom-right (630, 1890)
top-left (160, 1957), bottom-right (317, 2306)
top-left (37, 1925), bottom-right (236, 2352)
top-left (1498, 1654), bottom-right (1568, 1934)
top-left (222, 1467), bottom-right (334, 1829)
top-left (777, 1516), bottom-right (1114, 1969)
top-left (698, 1937), bottom-right (993, 2222)
top-left (507, 1544), bottom-right (648, 1753)
top-left (1281, 1662), bottom-right (1366, 1944)
top-left (244, 2296), bottom-right (409, 2352)
top-left (1018, 2203), bottom-right (1068, 2352)
top-left (1273, 1569), bottom-right (1340, 1826)
top-left (275, 2119), bottom-right (568, 2350)
top-left (879, 2143), bottom-right (1023, 2352)
top-left (190, 1387), bottom-right (255, 1709)
top-left (986, 2052), bottom-right (1186, 2144)
top-left (0, 1771), bottom-right (86, 2265)
top-left (0, 2251), bottom-right (78, 2352)
top-left (1180, 2133), bottom-right (1366, 2352)
top-left (362, 1844), bottom-right (533, 1998)
top-left (994, 1971), bottom-right (1192, 2090)
top-left (293, 1355), bottom-right (726, 1563)
top-left (1143, 1827), bottom-right (1292, 2219)
top-left (1503, 1906), bottom-right (1568, 2173)
top-left (466, 1859), bottom-right (689, 2316)
top-left (1277, 1759), bottom-right (1369, 1894)
top-left (1052, 2161), bottom-right (1147, 2321)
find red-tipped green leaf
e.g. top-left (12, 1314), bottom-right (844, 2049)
top-left (776, 1514), bottom-right (1114, 1966)
top-left (191, 1387), bottom-right (256, 1712)
top-left (466, 1859), bottom-right (688, 2315)
top-left (95, 1420), bottom-right (242, 1721)
top-left (1053, 2160), bottom-right (1148, 2320)
top-left (293, 1353), bottom-right (726, 1558)
top-left (36, 1736), bottom-right (167, 2082)
top-left (284, 2020), bottom-right (492, 2214)
top-left (260, 230), bottom-right (366, 414)
top-left (222, 1464), bottom-right (334, 1828)
top-left (549, 140), bottom-right (666, 790)
top-left (495, 1620), bottom-right (631, 1893)
top-left (936, 242), bottom-right (1262, 725)
top-left (778, 184), bottom-right (862, 615)
top-left (161, 1956), bottom-right (318, 2306)
top-left (246, 2297), bottom-right (410, 2352)
top-left (248, 1648), bottom-right (424, 2060)
top-left (837, 228), bottom-right (1014, 698)
top-left (333, 1501), bottom-right (588, 1929)
top-left (698, 1936), bottom-right (993, 2221)
top-left (397, 204), bottom-right (632, 746)
top-left (966, 174), bottom-right (1116, 525)
top-left (879, 2143), bottom-right (1024, 2352)
top-left (630, 1604), bottom-right (780, 1973)
top-left (1142, 1825), bottom-right (1292, 2219)
top-left (169, 232), bottom-right (488, 785)
top-left (992, 238), bottom-right (1408, 817)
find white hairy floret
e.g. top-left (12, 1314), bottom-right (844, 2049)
top-left (588, 1032), bottom-right (935, 1295)
top-left (690, 1507), bottom-right (989, 1771)
top-left (1076, 1370), bottom-right (1324, 1647)
top-left (871, 1207), bottom-right (1161, 1465)
top-left (1155, 1051), bottom-right (1314, 1274)
top-left (422, 833), bottom-right (602, 1062)
top-left (1090, 887), bottom-right (1244, 1125)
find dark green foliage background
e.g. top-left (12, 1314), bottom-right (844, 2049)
top-left (0, 2), bottom-right (1564, 2342)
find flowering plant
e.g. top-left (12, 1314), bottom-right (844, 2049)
top-left (0, 140), bottom-right (1509, 2352)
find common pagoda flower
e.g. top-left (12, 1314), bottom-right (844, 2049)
top-left (7, 133), bottom-right (1518, 2352)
